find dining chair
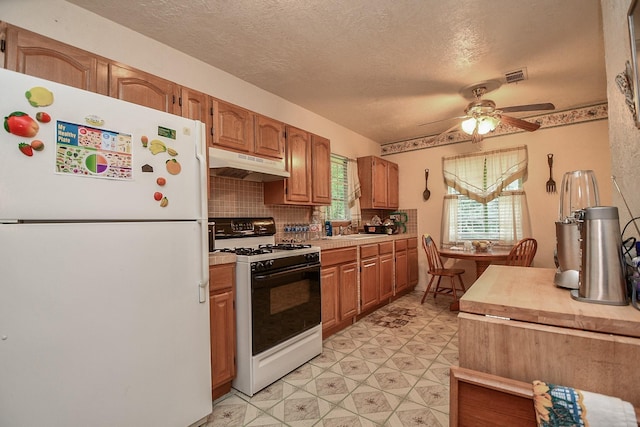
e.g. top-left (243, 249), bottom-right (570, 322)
top-left (421, 234), bottom-right (466, 304)
top-left (505, 238), bottom-right (538, 267)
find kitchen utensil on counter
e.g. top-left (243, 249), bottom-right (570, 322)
top-left (546, 154), bottom-right (556, 193)
top-left (423, 169), bottom-right (431, 201)
top-left (571, 206), bottom-right (628, 305)
top-left (554, 170), bottom-right (600, 289)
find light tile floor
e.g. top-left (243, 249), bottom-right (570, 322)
top-left (204, 290), bottom-right (458, 427)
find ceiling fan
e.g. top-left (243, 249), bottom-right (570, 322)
top-left (424, 81), bottom-right (556, 143)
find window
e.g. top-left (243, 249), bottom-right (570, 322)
top-left (445, 180), bottom-right (524, 242)
top-left (441, 146), bottom-right (531, 246)
top-left (327, 154), bottom-right (349, 220)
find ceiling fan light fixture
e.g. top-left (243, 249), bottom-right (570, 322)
top-left (477, 116), bottom-right (500, 135)
top-left (461, 117), bottom-right (477, 134)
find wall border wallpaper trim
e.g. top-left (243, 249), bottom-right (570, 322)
top-left (381, 102), bottom-right (608, 155)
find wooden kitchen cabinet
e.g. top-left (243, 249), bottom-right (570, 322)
top-left (209, 263), bottom-right (236, 400)
top-left (1, 22), bottom-right (108, 93)
top-left (310, 134), bottom-right (332, 204)
top-left (394, 239), bottom-right (408, 294)
top-left (264, 127), bottom-right (332, 206)
top-left (210, 99), bottom-right (254, 152)
top-left (360, 244), bottom-right (380, 312)
top-left (254, 114), bottom-right (285, 159)
top-left (379, 242), bottom-right (394, 302)
top-left (408, 238), bottom-right (419, 287)
top-left (321, 247), bottom-right (358, 338)
top-left (357, 156), bottom-right (399, 209)
top-left (108, 62), bottom-right (180, 114)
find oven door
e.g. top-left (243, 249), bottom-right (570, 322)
top-left (251, 261), bottom-right (321, 355)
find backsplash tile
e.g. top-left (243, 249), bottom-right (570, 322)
top-left (208, 176), bottom-right (417, 239)
top-left (208, 176), bottom-right (310, 239)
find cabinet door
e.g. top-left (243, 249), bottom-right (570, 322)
top-left (108, 62), bottom-right (179, 114)
top-left (379, 252), bottom-right (394, 301)
top-left (254, 114), bottom-right (285, 159)
top-left (321, 266), bottom-right (339, 331)
top-left (339, 261), bottom-right (358, 319)
top-left (387, 161), bottom-right (399, 209)
top-left (395, 249), bottom-right (408, 293)
top-left (210, 289), bottom-right (236, 391)
top-left (311, 134), bottom-right (332, 205)
top-left (212, 99), bottom-right (254, 153)
top-left (408, 246), bottom-right (419, 286)
top-left (3, 23), bottom-right (107, 93)
top-left (360, 256), bottom-right (379, 311)
top-left (372, 158), bottom-right (389, 208)
top-left (285, 126), bottom-right (312, 203)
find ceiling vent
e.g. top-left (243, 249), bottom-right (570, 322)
top-left (504, 67), bottom-right (528, 84)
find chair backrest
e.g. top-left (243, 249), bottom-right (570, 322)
top-left (422, 234), bottom-right (444, 272)
top-left (505, 238), bottom-right (537, 267)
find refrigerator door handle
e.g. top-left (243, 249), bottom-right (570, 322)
top-left (196, 123), bottom-right (210, 303)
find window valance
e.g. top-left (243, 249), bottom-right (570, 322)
top-left (442, 145), bottom-right (528, 204)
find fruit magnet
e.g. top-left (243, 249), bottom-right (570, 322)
top-left (25, 86), bottom-right (54, 107)
top-left (4, 112), bottom-right (39, 137)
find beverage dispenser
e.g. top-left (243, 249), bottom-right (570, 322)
top-left (570, 206), bottom-right (628, 305)
top-left (554, 170), bottom-right (599, 289)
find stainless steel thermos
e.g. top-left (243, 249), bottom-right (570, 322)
top-left (570, 206), bottom-right (628, 305)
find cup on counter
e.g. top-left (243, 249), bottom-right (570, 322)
top-left (464, 241), bottom-right (472, 251)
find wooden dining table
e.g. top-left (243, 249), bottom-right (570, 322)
top-left (439, 247), bottom-right (511, 279)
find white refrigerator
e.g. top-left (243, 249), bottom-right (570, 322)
top-left (0, 68), bottom-right (212, 427)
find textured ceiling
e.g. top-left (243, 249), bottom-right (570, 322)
top-left (67, 0), bottom-right (607, 144)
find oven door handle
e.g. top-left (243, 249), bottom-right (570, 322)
top-left (253, 263), bottom-right (320, 280)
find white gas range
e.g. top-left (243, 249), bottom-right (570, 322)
top-left (210, 217), bottom-right (322, 396)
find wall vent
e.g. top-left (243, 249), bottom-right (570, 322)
top-left (504, 67), bottom-right (528, 84)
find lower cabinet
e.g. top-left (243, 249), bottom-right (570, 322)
top-left (379, 242), bottom-right (394, 302)
top-left (408, 238), bottom-right (419, 287)
top-left (360, 244), bottom-right (380, 312)
top-left (209, 263), bottom-right (236, 400)
top-left (395, 239), bottom-right (408, 294)
top-left (321, 247), bottom-right (358, 338)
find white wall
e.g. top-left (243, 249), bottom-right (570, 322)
top-left (1, 0), bottom-right (380, 160)
top-left (386, 120), bottom-right (612, 288)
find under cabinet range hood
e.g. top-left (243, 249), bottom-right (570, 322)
top-left (208, 147), bottom-right (290, 182)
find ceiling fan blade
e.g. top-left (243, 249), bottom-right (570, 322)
top-left (499, 103), bottom-right (555, 113)
top-left (499, 114), bottom-right (540, 132)
top-left (418, 115), bottom-right (466, 127)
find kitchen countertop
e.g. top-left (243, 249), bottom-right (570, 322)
top-left (208, 233), bottom-right (418, 265)
top-left (304, 233), bottom-right (417, 250)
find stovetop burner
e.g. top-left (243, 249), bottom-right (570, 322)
top-left (260, 243), bottom-right (312, 251)
top-left (215, 247), bottom-right (273, 256)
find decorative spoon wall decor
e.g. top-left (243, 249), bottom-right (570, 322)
top-left (423, 168), bottom-right (431, 201)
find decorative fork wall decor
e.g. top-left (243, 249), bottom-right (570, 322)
top-left (546, 153), bottom-right (557, 193)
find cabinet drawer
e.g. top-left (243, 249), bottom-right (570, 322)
top-left (322, 247), bottom-right (357, 267)
top-left (360, 244), bottom-right (379, 258)
top-left (209, 264), bottom-right (235, 292)
top-left (394, 239), bottom-right (407, 251)
top-left (379, 241), bottom-right (394, 254)
top-left (408, 238), bottom-right (418, 249)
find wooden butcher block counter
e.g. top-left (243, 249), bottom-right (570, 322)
top-left (458, 265), bottom-right (640, 408)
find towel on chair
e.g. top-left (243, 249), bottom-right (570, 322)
top-left (533, 380), bottom-right (636, 427)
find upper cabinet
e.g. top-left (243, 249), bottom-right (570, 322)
top-left (310, 134), bottom-right (331, 205)
top-left (211, 99), bottom-right (254, 152)
top-left (357, 156), bottom-right (399, 209)
top-left (263, 127), bottom-right (331, 206)
top-left (1, 22), bottom-right (108, 93)
top-left (108, 62), bottom-right (180, 114)
top-left (254, 114), bottom-right (285, 160)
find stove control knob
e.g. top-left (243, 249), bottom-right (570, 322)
top-left (305, 253), bottom-right (319, 263)
top-left (265, 260), bottom-right (274, 268)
